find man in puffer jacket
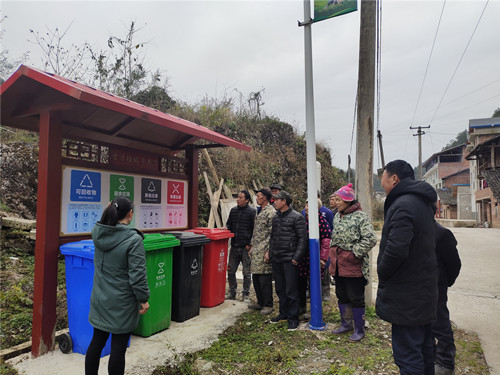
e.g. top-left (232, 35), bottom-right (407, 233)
top-left (226, 190), bottom-right (256, 301)
top-left (377, 160), bottom-right (438, 375)
top-left (269, 190), bottom-right (307, 331)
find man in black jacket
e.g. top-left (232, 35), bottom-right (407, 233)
top-left (269, 190), bottom-right (307, 331)
top-left (226, 190), bottom-right (256, 301)
top-left (377, 160), bottom-right (438, 375)
top-left (433, 222), bottom-right (461, 375)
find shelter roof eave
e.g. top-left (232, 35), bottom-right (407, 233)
top-left (0, 65), bottom-right (251, 154)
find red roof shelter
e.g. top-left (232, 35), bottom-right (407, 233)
top-left (0, 65), bottom-right (250, 356)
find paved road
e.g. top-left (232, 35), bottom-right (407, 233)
top-left (371, 227), bottom-right (500, 374)
top-left (447, 228), bottom-right (500, 375)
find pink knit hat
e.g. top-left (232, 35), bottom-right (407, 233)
top-left (335, 183), bottom-right (355, 202)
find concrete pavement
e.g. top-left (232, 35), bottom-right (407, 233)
top-left (446, 228), bottom-right (500, 375)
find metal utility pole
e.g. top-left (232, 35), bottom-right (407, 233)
top-left (347, 155), bottom-right (352, 183)
top-left (410, 125), bottom-right (430, 180)
top-left (300, 0), bottom-right (325, 331)
top-left (377, 130), bottom-right (385, 168)
top-left (355, 0), bottom-right (376, 306)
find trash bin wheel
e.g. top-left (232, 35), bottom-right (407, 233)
top-left (58, 332), bottom-right (72, 354)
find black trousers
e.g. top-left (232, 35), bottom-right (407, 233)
top-left (252, 273), bottom-right (273, 308)
top-left (392, 323), bottom-right (435, 375)
top-left (85, 328), bottom-right (131, 375)
top-left (334, 275), bottom-right (366, 308)
top-left (432, 284), bottom-right (456, 370)
top-left (227, 246), bottom-right (251, 296)
top-left (322, 266), bottom-right (331, 298)
top-left (272, 261), bottom-right (300, 324)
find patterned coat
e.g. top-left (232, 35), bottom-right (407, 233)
top-left (329, 203), bottom-right (376, 281)
top-left (250, 203), bottom-right (275, 274)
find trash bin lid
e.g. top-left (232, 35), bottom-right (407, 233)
top-left (60, 240), bottom-right (95, 260)
top-left (187, 228), bottom-right (234, 240)
top-left (143, 233), bottom-right (180, 251)
top-left (164, 231), bottom-right (210, 246)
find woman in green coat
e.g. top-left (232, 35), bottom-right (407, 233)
top-left (85, 196), bottom-right (150, 375)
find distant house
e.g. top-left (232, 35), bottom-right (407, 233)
top-left (465, 117), bottom-right (500, 228)
top-left (422, 144), bottom-right (471, 219)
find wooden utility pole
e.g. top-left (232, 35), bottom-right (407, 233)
top-left (410, 125), bottom-right (430, 180)
top-left (355, 0), bottom-right (376, 306)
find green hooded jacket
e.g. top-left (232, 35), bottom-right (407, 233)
top-left (89, 223), bottom-right (150, 334)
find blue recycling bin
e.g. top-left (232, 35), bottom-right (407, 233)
top-left (60, 240), bottom-right (116, 356)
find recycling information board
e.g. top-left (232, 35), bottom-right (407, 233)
top-left (61, 166), bottom-right (188, 235)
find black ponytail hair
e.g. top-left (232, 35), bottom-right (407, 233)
top-left (99, 196), bottom-right (134, 226)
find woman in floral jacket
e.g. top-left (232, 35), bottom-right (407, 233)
top-left (329, 183), bottom-right (376, 342)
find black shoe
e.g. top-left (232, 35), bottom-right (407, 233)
top-left (287, 321), bottom-right (299, 331)
top-left (270, 315), bottom-right (287, 324)
top-left (225, 293), bottom-right (236, 300)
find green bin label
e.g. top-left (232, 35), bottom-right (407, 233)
top-left (155, 261), bottom-right (166, 288)
top-left (110, 174), bottom-right (134, 201)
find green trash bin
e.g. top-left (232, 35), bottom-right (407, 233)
top-left (133, 233), bottom-right (180, 337)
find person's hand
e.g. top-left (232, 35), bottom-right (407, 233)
top-left (264, 250), bottom-right (270, 263)
top-left (320, 259), bottom-right (326, 268)
top-left (291, 259), bottom-right (298, 266)
top-left (139, 302), bottom-right (149, 315)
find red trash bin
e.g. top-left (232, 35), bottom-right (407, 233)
top-left (187, 228), bottom-right (234, 307)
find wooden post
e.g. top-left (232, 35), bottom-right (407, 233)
top-left (203, 172), bottom-right (224, 228)
top-left (355, 0), bottom-right (376, 306)
top-left (186, 144), bottom-right (199, 229)
top-left (213, 179), bottom-right (225, 228)
top-left (32, 111), bottom-right (62, 357)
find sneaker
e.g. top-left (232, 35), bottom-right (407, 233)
top-left (243, 296), bottom-right (251, 304)
top-left (287, 321), bottom-right (299, 331)
top-left (225, 293), bottom-right (236, 300)
top-left (270, 315), bottom-right (287, 324)
top-left (303, 312), bottom-right (311, 320)
top-left (248, 303), bottom-right (262, 310)
top-left (261, 307), bottom-right (273, 315)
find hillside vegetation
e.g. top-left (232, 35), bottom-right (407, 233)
top-left (0, 94), bottom-right (346, 222)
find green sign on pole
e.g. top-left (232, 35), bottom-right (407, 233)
top-left (313, 0), bottom-right (357, 23)
top-left (110, 174), bottom-right (134, 201)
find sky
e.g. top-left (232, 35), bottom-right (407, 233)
top-left (1, 0), bottom-right (499, 172)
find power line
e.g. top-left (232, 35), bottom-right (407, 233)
top-left (410, 0), bottom-right (447, 128)
top-left (429, 0), bottom-right (490, 125)
top-left (384, 78), bottom-right (500, 131)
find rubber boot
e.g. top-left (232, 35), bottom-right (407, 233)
top-left (349, 308), bottom-right (365, 342)
top-left (332, 303), bottom-right (354, 334)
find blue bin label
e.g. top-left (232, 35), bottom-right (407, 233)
top-left (67, 204), bottom-right (102, 233)
top-left (70, 170), bottom-right (101, 202)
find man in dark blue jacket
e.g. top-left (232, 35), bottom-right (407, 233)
top-left (269, 190), bottom-right (307, 331)
top-left (433, 222), bottom-right (461, 375)
top-left (377, 160), bottom-right (438, 375)
top-left (225, 190), bottom-right (256, 301)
